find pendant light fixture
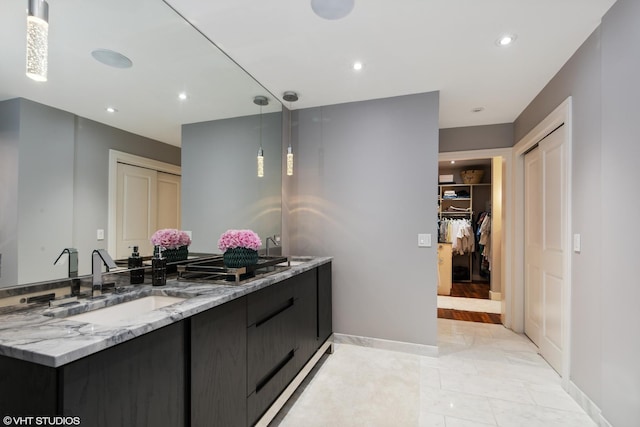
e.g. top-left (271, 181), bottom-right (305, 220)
top-left (254, 96), bottom-right (269, 178)
top-left (26, 0), bottom-right (49, 82)
top-left (283, 91), bottom-right (299, 176)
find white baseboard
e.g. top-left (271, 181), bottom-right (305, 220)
top-left (333, 333), bottom-right (439, 357)
top-left (567, 381), bottom-right (612, 427)
top-left (489, 291), bottom-right (502, 301)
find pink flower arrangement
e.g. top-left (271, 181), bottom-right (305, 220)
top-left (217, 229), bottom-right (262, 252)
top-left (151, 229), bottom-right (192, 250)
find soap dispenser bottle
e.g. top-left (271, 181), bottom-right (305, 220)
top-left (128, 246), bottom-right (144, 284)
top-left (152, 247), bottom-right (167, 286)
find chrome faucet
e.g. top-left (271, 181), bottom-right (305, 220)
top-left (54, 248), bottom-right (78, 278)
top-left (265, 235), bottom-right (280, 256)
top-left (92, 249), bottom-right (117, 297)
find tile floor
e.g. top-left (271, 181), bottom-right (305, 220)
top-left (270, 319), bottom-right (594, 427)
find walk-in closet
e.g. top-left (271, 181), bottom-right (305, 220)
top-left (436, 158), bottom-right (499, 314)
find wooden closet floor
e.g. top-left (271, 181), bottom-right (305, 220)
top-left (450, 281), bottom-right (490, 299)
top-left (437, 308), bottom-right (501, 324)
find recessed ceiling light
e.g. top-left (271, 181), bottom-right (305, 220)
top-left (450, 161), bottom-right (456, 164)
top-left (353, 62), bottom-right (363, 71)
top-left (471, 107), bottom-right (485, 113)
top-left (91, 49), bottom-right (132, 69)
top-left (106, 107), bottom-right (117, 113)
top-left (496, 34), bottom-right (517, 47)
top-left (178, 92), bottom-right (188, 101)
top-left (311, 0), bottom-right (355, 20)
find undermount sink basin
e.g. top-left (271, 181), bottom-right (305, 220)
top-left (276, 260), bottom-right (305, 267)
top-left (66, 296), bottom-right (186, 326)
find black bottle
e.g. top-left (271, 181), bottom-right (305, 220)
top-left (128, 246), bottom-right (144, 284)
top-left (152, 250), bottom-right (167, 286)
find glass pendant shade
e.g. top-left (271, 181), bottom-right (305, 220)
top-left (257, 147), bottom-right (264, 178)
top-left (286, 146), bottom-right (294, 176)
top-left (26, 0), bottom-right (49, 82)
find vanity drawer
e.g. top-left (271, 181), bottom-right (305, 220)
top-left (247, 301), bottom-right (296, 393)
top-left (247, 278), bottom-right (294, 326)
top-left (247, 348), bottom-right (297, 426)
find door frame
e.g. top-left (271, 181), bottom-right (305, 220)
top-left (107, 150), bottom-right (181, 257)
top-left (511, 97), bottom-right (573, 385)
top-left (438, 148), bottom-right (513, 323)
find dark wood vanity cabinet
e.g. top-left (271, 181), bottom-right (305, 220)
top-left (318, 262), bottom-right (333, 344)
top-left (61, 321), bottom-right (186, 427)
top-left (0, 262), bottom-right (332, 427)
top-left (247, 277), bottom-right (297, 425)
top-left (191, 296), bottom-right (248, 427)
top-left (295, 269), bottom-right (319, 371)
top-left (0, 322), bottom-right (186, 425)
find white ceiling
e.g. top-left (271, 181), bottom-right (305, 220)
top-left (1, 0), bottom-right (617, 146)
top-left (168, 0), bottom-right (616, 128)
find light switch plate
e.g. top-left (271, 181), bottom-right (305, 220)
top-left (418, 233), bottom-right (431, 248)
top-left (573, 234), bottom-right (581, 252)
top-left (97, 229), bottom-right (105, 241)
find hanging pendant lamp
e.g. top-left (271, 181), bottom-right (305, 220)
top-left (26, 0), bottom-right (49, 82)
top-left (254, 96), bottom-right (269, 178)
top-left (283, 91), bottom-right (299, 176)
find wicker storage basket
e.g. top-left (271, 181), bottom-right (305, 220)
top-left (460, 169), bottom-right (484, 184)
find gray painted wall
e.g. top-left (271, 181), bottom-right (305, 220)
top-left (515, 0), bottom-right (640, 423)
top-left (0, 99), bottom-right (21, 286)
top-left (0, 99), bottom-right (181, 285)
top-left (181, 112), bottom-right (282, 253)
top-left (516, 29), bottom-right (604, 409)
top-left (18, 100), bottom-right (75, 284)
top-left (599, 0), bottom-right (640, 424)
top-left (439, 123), bottom-right (514, 152)
top-left (289, 92), bottom-right (439, 346)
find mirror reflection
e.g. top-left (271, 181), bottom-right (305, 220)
top-left (0, 0), bottom-right (282, 287)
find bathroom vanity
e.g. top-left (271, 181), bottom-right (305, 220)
top-left (0, 257), bottom-right (332, 427)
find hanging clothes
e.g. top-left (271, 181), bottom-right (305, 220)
top-left (476, 212), bottom-right (491, 276)
top-left (439, 217), bottom-right (474, 255)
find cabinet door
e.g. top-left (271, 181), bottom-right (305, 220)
top-left (0, 355), bottom-right (57, 415)
top-left (294, 269), bottom-right (318, 370)
top-left (318, 262), bottom-right (333, 344)
top-left (191, 297), bottom-right (247, 427)
top-left (61, 321), bottom-right (185, 427)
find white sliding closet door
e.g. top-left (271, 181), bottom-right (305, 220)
top-left (116, 164), bottom-right (182, 259)
top-left (157, 172), bottom-right (181, 230)
top-left (524, 125), bottom-right (567, 373)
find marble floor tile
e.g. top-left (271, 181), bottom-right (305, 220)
top-left (270, 319), bottom-right (594, 427)
top-left (489, 398), bottom-right (596, 427)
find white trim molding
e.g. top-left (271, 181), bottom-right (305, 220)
top-left (489, 291), bottom-right (502, 301)
top-left (567, 381), bottom-right (613, 427)
top-left (333, 333), bottom-right (439, 357)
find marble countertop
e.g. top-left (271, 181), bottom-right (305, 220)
top-left (0, 257), bottom-right (331, 368)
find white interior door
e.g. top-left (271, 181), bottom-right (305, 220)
top-left (116, 163), bottom-right (157, 258)
top-left (524, 125), bottom-right (567, 373)
top-left (157, 172), bottom-right (181, 230)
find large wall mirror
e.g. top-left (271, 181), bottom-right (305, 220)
top-left (0, 0), bottom-right (283, 287)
